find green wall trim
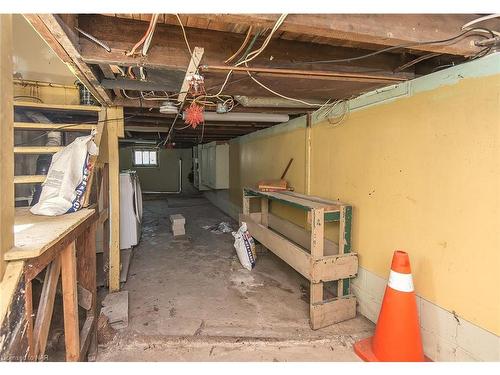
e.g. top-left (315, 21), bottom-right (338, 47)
top-left (231, 53), bottom-right (500, 142)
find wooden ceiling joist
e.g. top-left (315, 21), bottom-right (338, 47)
top-left (156, 14), bottom-right (493, 56)
top-left (23, 14), bottom-right (113, 105)
top-left (77, 15), bottom-right (413, 76)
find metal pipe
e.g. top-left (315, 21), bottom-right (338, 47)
top-left (200, 65), bottom-right (407, 83)
top-left (182, 111), bottom-right (289, 123)
top-left (143, 158), bottom-right (183, 194)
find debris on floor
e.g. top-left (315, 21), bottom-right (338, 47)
top-left (232, 222), bottom-right (257, 271)
top-left (101, 290), bottom-right (129, 330)
top-left (202, 221), bottom-right (233, 234)
top-left (170, 214), bottom-right (186, 236)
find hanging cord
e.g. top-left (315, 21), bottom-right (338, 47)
top-left (225, 26), bottom-right (254, 64)
top-left (127, 14), bottom-right (159, 56)
top-left (142, 14), bottom-right (160, 56)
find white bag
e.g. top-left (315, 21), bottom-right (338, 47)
top-left (30, 134), bottom-right (98, 216)
top-left (232, 222), bottom-right (257, 271)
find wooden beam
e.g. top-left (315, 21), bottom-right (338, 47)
top-left (60, 242), bottom-right (80, 362)
top-left (78, 15), bottom-right (413, 73)
top-left (14, 122), bottom-right (96, 131)
top-left (0, 14), bottom-right (14, 280)
top-left (177, 47), bottom-right (204, 104)
top-left (33, 257), bottom-right (61, 357)
top-left (106, 108), bottom-right (122, 292)
top-left (180, 14), bottom-right (491, 56)
top-left (23, 14), bottom-right (112, 105)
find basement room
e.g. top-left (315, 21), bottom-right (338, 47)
top-left (0, 3), bottom-right (499, 367)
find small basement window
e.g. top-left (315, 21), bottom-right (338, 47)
top-left (133, 149), bottom-right (158, 167)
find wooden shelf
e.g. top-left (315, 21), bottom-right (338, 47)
top-left (14, 122), bottom-right (96, 131)
top-left (14, 175), bottom-right (46, 184)
top-left (5, 207), bottom-right (97, 261)
top-left (242, 187), bottom-right (357, 329)
top-left (14, 146), bottom-right (64, 154)
top-left (14, 101), bottom-right (102, 112)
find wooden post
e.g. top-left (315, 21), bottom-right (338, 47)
top-left (107, 107), bottom-right (123, 292)
top-left (76, 222), bottom-right (97, 360)
top-left (261, 198), bottom-right (269, 227)
top-left (33, 257), bottom-right (61, 358)
top-left (310, 208), bottom-right (324, 329)
top-left (60, 242), bottom-right (80, 361)
top-left (242, 189), bottom-right (250, 215)
top-left (0, 14), bottom-right (14, 281)
top-left (338, 205), bottom-right (352, 296)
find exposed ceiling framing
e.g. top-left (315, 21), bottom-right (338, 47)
top-left (22, 13), bottom-right (499, 145)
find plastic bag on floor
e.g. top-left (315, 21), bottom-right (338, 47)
top-left (30, 134), bottom-right (98, 216)
top-left (232, 222), bottom-right (257, 271)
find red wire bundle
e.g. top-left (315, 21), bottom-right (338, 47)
top-left (184, 103), bottom-right (204, 129)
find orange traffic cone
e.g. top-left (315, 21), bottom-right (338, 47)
top-left (354, 250), bottom-right (429, 362)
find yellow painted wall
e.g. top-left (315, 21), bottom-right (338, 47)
top-left (229, 74), bottom-right (500, 335)
top-left (229, 121), bottom-right (308, 224)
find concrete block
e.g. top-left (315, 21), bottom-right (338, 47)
top-left (101, 291), bottom-right (129, 330)
top-left (170, 214), bottom-right (186, 225)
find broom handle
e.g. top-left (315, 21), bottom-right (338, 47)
top-left (280, 158), bottom-right (294, 180)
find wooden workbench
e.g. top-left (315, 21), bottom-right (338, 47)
top-left (241, 188), bottom-right (358, 330)
top-left (4, 207), bottom-right (98, 361)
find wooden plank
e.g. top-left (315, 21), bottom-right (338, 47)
top-left (77, 285), bottom-right (93, 311)
top-left (13, 175), bottom-right (46, 184)
top-left (79, 15), bottom-right (415, 74)
top-left (14, 100), bottom-right (101, 112)
top-left (309, 208), bottom-right (324, 318)
top-left (339, 205), bottom-right (353, 296)
top-left (241, 214), bottom-right (312, 280)
top-left (177, 46), bottom-right (204, 105)
top-left (183, 14), bottom-right (488, 56)
top-left (14, 146), bottom-right (63, 154)
top-left (79, 315), bottom-right (95, 361)
top-left (82, 108), bottom-right (107, 207)
top-left (23, 15), bottom-right (112, 105)
top-left (0, 14), bottom-right (13, 280)
top-left (310, 296), bottom-right (357, 330)
top-left (107, 112), bottom-right (121, 292)
top-left (260, 198), bottom-right (269, 227)
top-left (267, 213), bottom-right (339, 255)
top-left (14, 122), bottom-right (96, 131)
top-left (245, 187), bottom-right (341, 212)
top-left (76, 222), bottom-right (96, 311)
top-left (33, 257), bottom-right (61, 357)
top-left (25, 280), bottom-right (34, 359)
top-left (311, 254), bottom-right (358, 283)
top-left (60, 242), bottom-right (80, 362)
top-left (310, 208), bottom-right (324, 259)
top-left (5, 208), bottom-right (96, 261)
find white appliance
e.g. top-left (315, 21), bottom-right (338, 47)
top-left (120, 170), bottom-right (143, 249)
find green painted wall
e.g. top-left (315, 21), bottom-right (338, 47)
top-left (119, 147), bottom-right (196, 194)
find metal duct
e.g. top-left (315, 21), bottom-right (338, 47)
top-left (182, 111), bottom-right (289, 123)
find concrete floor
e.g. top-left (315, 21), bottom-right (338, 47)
top-left (97, 196), bottom-right (373, 361)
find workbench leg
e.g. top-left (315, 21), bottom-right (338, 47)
top-left (338, 205), bottom-right (352, 297)
top-left (76, 222), bottom-right (97, 360)
top-left (309, 208), bottom-right (324, 330)
top-left (25, 279), bottom-right (35, 360)
top-left (261, 198), bottom-right (269, 227)
top-left (60, 241), bottom-right (80, 362)
top-left (33, 257), bottom-right (61, 359)
top-left (242, 190), bottom-right (250, 215)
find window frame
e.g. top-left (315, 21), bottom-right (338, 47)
top-left (131, 148), bottom-right (159, 168)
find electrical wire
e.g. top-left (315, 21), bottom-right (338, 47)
top-left (175, 14), bottom-right (194, 59)
top-left (224, 26), bottom-right (254, 64)
top-left (127, 15), bottom-right (158, 56)
top-left (284, 28), bottom-right (496, 66)
top-left (74, 26), bottom-right (111, 52)
top-left (142, 14), bottom-right (159, 56)
top-left (395, 52), bottom-right (442, 72)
